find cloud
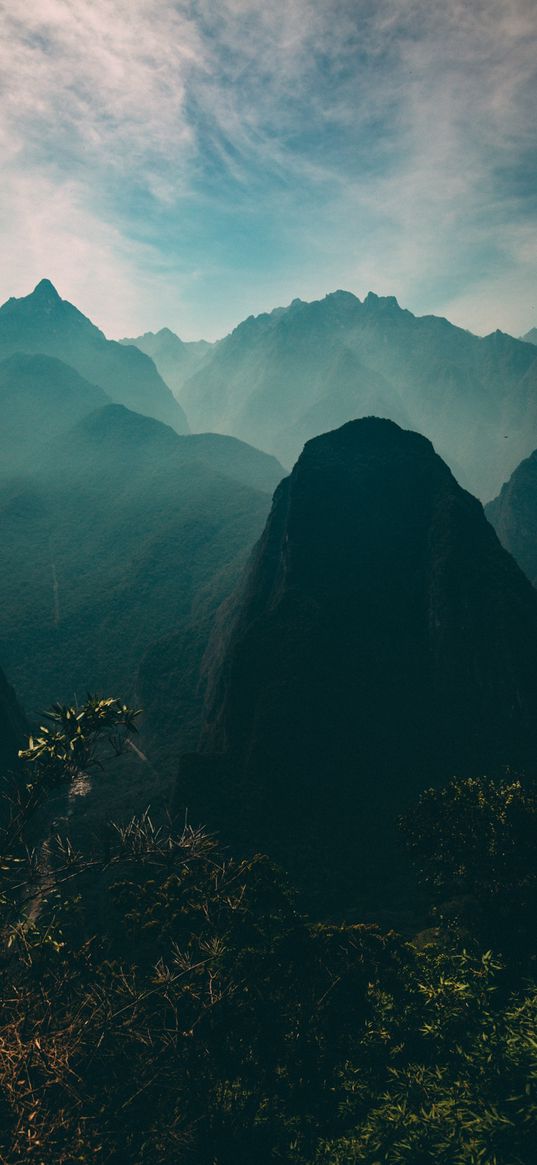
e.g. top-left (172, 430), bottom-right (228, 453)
top-left (0, 0), bottom-right (535, 336)
top-left (0, 0), bottom-right (199, 167)
top-left (0, 166), bottom-right (196, 336)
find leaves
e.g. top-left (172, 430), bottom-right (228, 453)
top-left (17, 695), bottom-right (142, 790)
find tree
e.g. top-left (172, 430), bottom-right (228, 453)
top-left (1, 709), bottom-right (536, 1164)
top-left (400, 775), bottom-right (537, 962)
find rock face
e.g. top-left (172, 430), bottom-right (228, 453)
top-left (0, 281), bottom-right (189, 433)
top-left (176, 418), bottom-right (537, 905)
top-left (486, 450), bottom-right (537, 587)
top-left (178, 290), bottom-right (537, 499)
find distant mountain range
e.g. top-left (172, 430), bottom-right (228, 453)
top-left (120, 327), bottom-right (212, 396)
top-left (4, 275), bottom-right (537, 840)
top-left (9, 281), bottom-right (537, 502)
top-left (521, 327), bottom-right (537, 345)
top-left (171, 290), bottom-right (537, 499)
top-left (176, 417), bottom-right (537, 907)
top-left (0, 353), bottom-right (109, 474)
top-left (0, 354), bottom-right (283, 727)
top-left (0, 280), bottom-right (188, 433)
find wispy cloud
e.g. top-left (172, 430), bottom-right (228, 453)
top-left (0, 0), bottom-right (536, 337)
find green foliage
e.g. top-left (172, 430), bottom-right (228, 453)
top-left (318, 951), bottom-right (537, 1165)
top-left (19, 695), bottom-right (141, 784)
top-left (1, 706), bottom-right (536, 1164)
top-left (1, 696), bottom-right (141, 864)
top-left (401, 776), bottom-right (537, 960)
top-left (0, 810), bottom-right (403, 1164)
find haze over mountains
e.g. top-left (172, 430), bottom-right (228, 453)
top-left (4, 0), bottom-right (537, 1144)
top-left (176, 418), bottom-right (537, 904)
top-left (120, 327), bottom-right (211, 396)
top-left (486, 451), bottom-right (537, 588)
top-left (8, 279), bottom-right (537, 504)
top-left (0, 349), bottom-right (282, 731)
top-left (0, 353), bottom-right (109, 474)
top-left (3, 274), bottom-right (537, 849)
top-left (169, 290), bottom-right (537, 500)
top-left (0, 280), bottom-right (188, 433)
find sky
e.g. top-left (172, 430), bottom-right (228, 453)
top-left (0, 0), bottom-right (536, 340)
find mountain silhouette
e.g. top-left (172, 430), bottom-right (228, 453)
top-left (176, 417), bottom-right (537, 906)
top-left (178, 290), bottom-right (537, 499)
top-left (0, 281), bottom-right (188, 432)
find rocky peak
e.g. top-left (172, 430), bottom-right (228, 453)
top-left (32, 278), bottom-right (61, 303)
top-left (176, 417), bottom-right (537, 906)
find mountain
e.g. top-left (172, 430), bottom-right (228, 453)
top-left (485, 450), bottom-right (537, 587)
top-left (178, 290), bottom-right (537, 499)
top-left (521, 327), bottom-right (537, 345)
top-left (179, 432), bottom-right (285, 493)
top-left (0, 667), bottom-right (26, 774)
top-left (0, 353), bottom-right (109, 473)
top-left (176, 418), bottom-right (537, 907)
top-left (120, 327), bottom-right (211, 396)
top-left (0, 352), bottom-right (284, 495)
top-left (0, 280), bottom-right (188, 433)
top-left (0, 398), bottom-right (276, 736)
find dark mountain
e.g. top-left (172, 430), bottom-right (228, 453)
top-left (0, 400), bottom-right (274, 734)
top-left (0, 280), bottom-right (188, 433)
top-left (176, 418), bottom-right (537, 907)
top-left (521, 327), bottom-right (537, 345)
top-left (485, 450), bottom-right (537, 587)
top-left (120, 327), bottom-right (211, 396)
top-left (0, 667), bottom-right (26, 775)
top-left (178, 290), bottom-right (537, 499)
top-left (0, 666), bottom-right (27, 839)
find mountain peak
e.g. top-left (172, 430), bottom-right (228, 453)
top-left (178, 416), bottom-right (537, 905)
top-left (32, 278), bottom-right (61, 303)
top-left (0, 281), bottom-right (189, 433)
top-left (157, 326), bottom-right (180, 340)
top-left (324, 289), bottom-right (359, 306)
top-left (301, 415), bottom-right (434, 464)
top-left (364, 291), bottom-right (400, 309)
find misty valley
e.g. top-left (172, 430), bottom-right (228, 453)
top-left (2, 279), bottom-right (537, 1164)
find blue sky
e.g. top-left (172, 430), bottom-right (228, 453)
top-left (1, 0), bottom-right (536, 339)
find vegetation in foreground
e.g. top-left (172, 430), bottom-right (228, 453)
top-left (0, 698), bottom-right (536, 1164)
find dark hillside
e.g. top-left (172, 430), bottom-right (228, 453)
top-left (176, 418), bottom-right (537, 907)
